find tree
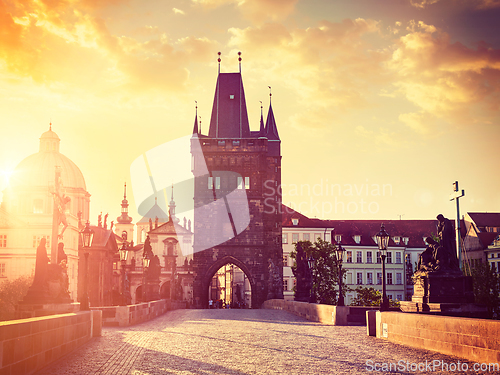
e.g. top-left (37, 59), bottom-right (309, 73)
top-left (291, 239), bottom-right (347, 305)
top-left (350, 287), bottom-right (381, 306)
top-left (0, 275), bottom-right (34, 321)
top-left (471, 262), bottom-right (500, 319)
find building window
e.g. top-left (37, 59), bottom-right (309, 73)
top-left (396, 273), bottom-right (402, 285)
top-left (283, 255), bottom-right (288, 267)
top-left (314, 233), bottom-right (321, 241)
top-left (325, 232), bottom-right (331, 242)
top-left (346, 251), bottom-right (352, 263)
top-left (387, 294), bottom-right (393, 301)
top-left (393, 236), bottom-right (400, 244)
top-left (215, 177), bottom-right (221, 189)
top-left (282, 233), bottom-right (288, 244)
top-left (33, 235), bottom-right (50, 248)
top-left (376, 273), bottom-right (382, 285)
top-left (356, 251), bottom-right (362, 263)
top-left (237, 177), bottom-right (243, 189)
top-left (292, 233), bottom-right (299, 243)
top-left (232, 140), bottom-right (240, 146)
top-left (354, 235), bottom-right (361, 244)
top-left (396, 294), bottom-right (403, 301)
top-left (367, 272), bottom-right (373, 285)
top-left (292, 218), bottom-right (299, 226)
top-left (0, 263), bottom-right (5, 277)
top-left (218, 140), bottom-right (225, 146)
top-left (376, 251), bottom-right (381, 264)
top-left (402, 237), bottom-right (409, 245)
top-left (396, 252), bottom-right (402, 264)
top-left (208, 176), bottom-right (213, 189)
top-left (347, 273), bottom-right (352, 285)
top-left (33, 199), bottom-right (43, 214)
top-left (386, 251), bottom-right (392, 264)
top-left (356, 272), bottom-right (363, 285)
top-left (303, 233), bottom-right (310, 241)
top-left (245, 177), bottom-right (250, 190)
top-left (335, 234), bottom-right (342, 243)
top-left (387, 273), bottom-right (393, 285)
top-left (283, 279), bottom-right (288, 291)
top-left (0, 235), bottom-right (6, 248)
top-left (366, 251), bottom-right (372, 264)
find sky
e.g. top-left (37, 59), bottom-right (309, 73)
top-left (0, 0), bottom-right (499, 225)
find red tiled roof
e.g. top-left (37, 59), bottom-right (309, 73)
top-left (282, 204), bottom-right (439, 248)
top-left (468, 212), bottom-right (500, 229)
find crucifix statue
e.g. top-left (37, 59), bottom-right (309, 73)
top-left (50, 166), bottom-right (70, 264)
top-left (449, 181), bottom-right (465, 269)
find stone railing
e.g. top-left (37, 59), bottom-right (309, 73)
top-left (262, 299), bottom-right (349, 325)
top-left (0, 310), bottom-right (102, 375)
top-left (92, 299), bottom-right (187, 327)
top-left (371, 311), bottom-right (500, 364)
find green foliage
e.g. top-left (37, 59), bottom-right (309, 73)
top-left (471, 262), bottom-right (500, 319)
top-left (291, 239), bottom-right (346, 305)
top-left (350, 286), bottom-right (381, 306)
top-left (0, 275), bottom-right (33, 321)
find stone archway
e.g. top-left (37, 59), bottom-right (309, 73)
top-left (195, 255), bottom-right (257, 309)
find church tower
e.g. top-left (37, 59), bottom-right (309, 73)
top-left (115, 183), bottom-right (134, 242)
top-left (191, 53), bottom-right (283, 308)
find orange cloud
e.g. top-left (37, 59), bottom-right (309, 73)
top-left (191, 0), bottom-right (298, 23)
top-left (408, 0), bottom-right (500, 9)
top-left (389, 21), bottom-right (500, 130)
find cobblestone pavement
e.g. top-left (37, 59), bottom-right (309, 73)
top-left (35, 309), bottom-right (500, 375)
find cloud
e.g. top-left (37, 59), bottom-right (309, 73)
top-left (0, 0), bottom-right (217, 95)
top-left (228, 19), bottom-right (390, 129)
top-left (388, 21), bottom-right (500, 130)
top-left (173, 8), bottom-right (185, 15)
top-left (408, 0), bottom-right (500, 9)
top-left (191, 0), bottom-right (298, 23)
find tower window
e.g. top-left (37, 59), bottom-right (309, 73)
top-left (33, 199), bottom-right (43, 214)
top-left (229, 95), bottom-right (234, 99)
top-left (215, 177), bottom-right (221, 190)
top-left (208, 177), bottom-right (213, 189)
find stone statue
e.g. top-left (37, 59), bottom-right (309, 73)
top-left (436, 214), bottom-right (460, 271)
top-left (52, 190), bottom-right (71, 239)
top-left (292, 242), bottom-right (312, 302)
top-left (33, 238), bottom-right (50, 289)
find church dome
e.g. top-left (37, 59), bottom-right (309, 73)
top-left (9, 127), bottom-right (86, 190)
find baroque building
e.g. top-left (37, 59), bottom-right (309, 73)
top-left (0, 125), bottom-right (90, 300)
top-left (191, 57), bottom-right (283, 308)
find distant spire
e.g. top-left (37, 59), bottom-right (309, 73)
top-left (217, 52), bottom-right (221, 74)
top-left (117, 182), bottom-right (133, 224)
top-left (259, 101), bottom-right (265, 135)
top-left (49, 122), bottom-right (52, 131)
top-left (192, 101), bottom-right (199, 135)
top-left (169, 183), bottom-right (178, 223)
top-left (265, 91), bottom-right (279, 141)
top-left (238, 51), bottom-right (242, 73)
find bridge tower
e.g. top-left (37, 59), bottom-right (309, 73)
top-left (191, 55), bottom-right (283, 308)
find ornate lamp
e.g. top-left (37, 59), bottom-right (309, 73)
top-left (376, 223), bottom-right (390, 311)
top-left (335, 235), bottom-right (345, 307)
top-left (79, 221), bottom-right (93, 311)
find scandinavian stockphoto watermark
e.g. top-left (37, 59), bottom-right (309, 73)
top-left (365, 359), bottom-right (500, 372)
top-left (264, 179), bottom-right (393, 216)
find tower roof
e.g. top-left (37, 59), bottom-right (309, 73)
top-left (137, 200), bottom-right (169, 224)
top-left (265, 102), bottom-right (279, 140)
top-left (208, 73), bottom-right (250, 138)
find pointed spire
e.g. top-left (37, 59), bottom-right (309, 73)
top-left (117, 182), bottom-right (133, 224)
top-left (265, 88), bottom-right (279, 141)
top-left (259, 101), bottom-right (265, 135)
top-left (238, 51), bottom-right (242, 73)
top-left (192, 101), bottom-right (199, 135)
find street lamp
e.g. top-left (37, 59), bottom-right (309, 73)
top-left (307, 255), bottom-right (315, 303)
top-left (119, 235), bottom-right (129, 305)
top-left (79, 221), bottom-right (94, 311)
top-left (376, 223), bottom-right (390, 311)
top-left (335, 238), bottom-right (345, 307)
top-left (142, 252), bottom-right (150, 302)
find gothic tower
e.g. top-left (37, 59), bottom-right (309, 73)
top-left (115, 183), bottom-right (134, 242)
top-left (191, 54), bottom-right (283, 308)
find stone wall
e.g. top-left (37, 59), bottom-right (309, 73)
top-left (262, 299), bottom-right (349, 325)
top-left (375, 311), bottom-right (500, 363)
top-left (0, 310), bottom-right (101, 375)
top-left (93, 299), bottom-right (187, 327)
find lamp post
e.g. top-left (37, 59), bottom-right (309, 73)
top-left (335, 239), bottom-right (345, 307)
top-left (79, 221), bottom-right (94, 311)
top-left (307, 255), bottom-right (315, 303)
top-left (376, 223), bottom-right (390, 311)
top-left (142, 252), bottom-right (150, 303)
top-left (119, 234), bottom-right (129, 305)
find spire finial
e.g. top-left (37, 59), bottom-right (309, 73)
top-left (199, 116), bottom-right (202, 134)
top-left (124, 182), bottom-right (127, 199)
top-left (193, 101), bottom-right (199, 135)
top-left (268, 86), bottom-right (272, 103)
top-left (171, 183), bottom-right (174, 201)
top-left (49, 122), bottom-right (52, 131)
top-left (238, 51), bottom-right (242, 73)
top-left (218, 52), bottom-right (221, 74)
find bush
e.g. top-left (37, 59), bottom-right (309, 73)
top-left (0, 275), bottom-right (33, 321)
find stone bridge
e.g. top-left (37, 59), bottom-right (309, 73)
top-left (32, 309), bottom-right (489, 375)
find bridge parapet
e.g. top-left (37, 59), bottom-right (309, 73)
top-left (0, 310), bottom-right (101, 375)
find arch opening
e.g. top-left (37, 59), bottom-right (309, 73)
top-left (208, 263), bottom-right (252, 309)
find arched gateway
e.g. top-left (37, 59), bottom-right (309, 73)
top-left (191, 57), bottom-right (283, 308)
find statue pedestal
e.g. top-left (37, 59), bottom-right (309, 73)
top-left (400, 272), bottom-right (487, 318)
top-left (15, 302), bottom-right (80, 319)
top-left (412, 273), bottom-right (474, 304)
